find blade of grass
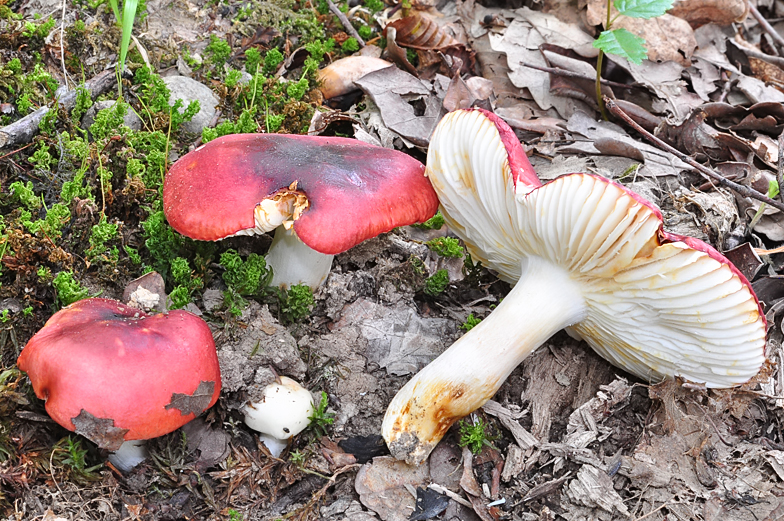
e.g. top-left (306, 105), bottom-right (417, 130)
top-left (118, 0), bottom-right (138, 74)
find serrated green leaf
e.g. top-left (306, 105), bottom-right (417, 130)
top-left (614, 0), bottom-right (673, 19)
top-left (593, 29), bottom-right (648, 64)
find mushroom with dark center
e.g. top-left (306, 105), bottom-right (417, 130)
top-left (382, 109), bottom-right (768, 465)
top-left (17, 298), bottom-right (221, 470)
top-left (163, 133), bottom-right (439, 289)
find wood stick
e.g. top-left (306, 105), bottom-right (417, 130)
top-left (326, 0), bottom-right (365, 48)
top-left (747, 0), bottom-right (784, 51)
top-left (0, 69), bottom-right (116, 149)
top-left (518, 61), bottom-right (643, 90)
top-left (605, 97), bottom-right (784, 214)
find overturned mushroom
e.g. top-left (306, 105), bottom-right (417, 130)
top-left (382, 109), bottom-right (767, 465)
top-left (164, 133), bottom-right (439, 289)
top-left (17, 298), bottom-right (221, 469)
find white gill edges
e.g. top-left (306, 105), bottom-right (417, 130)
top-left (574, 242), bottom-right (766, 387)
top-left (428, 110), bottom-right (524, 279)
top-left (518, 175), bottom-right (661, 277)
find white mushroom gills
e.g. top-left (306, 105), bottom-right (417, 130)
top-left (382, 109), bottom-right (767, 465)
top-left (243, 376), bottom-right (315, 457)
top-left (228, 188), bottom-right (333, 290)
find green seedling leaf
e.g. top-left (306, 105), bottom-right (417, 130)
top-left (614, 0), bottom-right (673, 19)
top-left (768, 179), bottom-right (780, 199)
top-left (593, 29), bottom-right (648, 64)
top-left (118, 0), bottom-right (139, 73)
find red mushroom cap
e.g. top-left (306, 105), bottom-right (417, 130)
top-left (17, 298), bottom-right (221, 450)
top-left (163, 133), bottom-right (439, 254)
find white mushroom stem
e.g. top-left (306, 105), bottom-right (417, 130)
top-left (382, 256), bottom-right (586, 465)
top-left (265, 226), bottom-right (334, 290)
top-left (107, 440), bottom-right (149, 472)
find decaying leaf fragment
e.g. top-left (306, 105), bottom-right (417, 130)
top-left (72, 409), bottom-right (130, 451)
top-left (165, 380), bottom-right (216, 416)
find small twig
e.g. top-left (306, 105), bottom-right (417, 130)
top-left (605, 97), bottom-right (784, 214)
top-left (297, 463), bottom-right (360, 516)
top-left (429, 483), bottom-right (474, 508)
top-left (747, 0), bottom-right (784, 51)
top-left (518, 61), bottom-right (643, 90)
top-left (60, 0), bottom-right (68, 90)
top-left (0, 69), bottom-right (116, 149)
top-left (326, 0), bottom-right (365, 47)
top-left (634, 500), bottom-right (673, 521)
top-left (778, 129), bottom-right (784, 203)
top-left (0, 142), bottom-right (34, 161)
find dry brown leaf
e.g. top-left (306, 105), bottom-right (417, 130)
top-left (669, 0), bottom-right (748, 28)
top-left (386, 13), bottom-right (461, 50)
top-left (584, 0), bottom-right (696, 65)
top-left (749, 56), bottom-right (784, 92)
top-left (614, 14), bottom-right (697, 66)
top-left (386, 13), bottom-right (476, 76)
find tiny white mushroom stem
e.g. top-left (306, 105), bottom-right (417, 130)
top-left (382, 256), bottom-right (587, 465)
top-left (266, 226), bottom-right (334, 290)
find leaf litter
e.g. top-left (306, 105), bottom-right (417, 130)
top-left (4, 0), bottom-right (784, 519)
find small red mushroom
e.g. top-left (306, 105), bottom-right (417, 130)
top-left (17, 298), bottom-right (221, 456)
top-left (163, 133), bottom-right (439, 289)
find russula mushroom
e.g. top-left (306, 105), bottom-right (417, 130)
top-left (163, 133), bottom-right (439, 289)
top-left (382, 108), bottom-right (767, 465)
top-left (17, 298), bottom-right (221, 469)
top-left (242, 376), bottom-right (314, 457)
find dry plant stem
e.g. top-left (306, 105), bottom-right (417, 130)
top-left (747, 0), bottom-right (784, 51)
top-left (605, 97), bottom-right (784, 214)
top-left (326, 0), bottom-right (365, 47)
top-left (60, 0), bottom-right (68, 89)
top-left (519, 61), bottom-right (641, 90)
top-left (297, 464), bottom-right (360, 519)
top-left (0, 69), bottom-right (116, 149)
top-left (778, 129), bottom-right (784, 203)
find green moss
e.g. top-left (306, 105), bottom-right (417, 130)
top-left (426, 237), bottom-right (464, 258)
top-left (202, 107), bottom-right (257, 143)
top-left (424, 269), bottom-right (449, 296)
top-left (206, 35), bottom-right (232, 68)
top-left (245, 48), bottom-right (261, 73)
top-left (341, 37), bottom-right (359, 53)
top-left (358, 25), bottom-right (372, 40)
top-left (365, 0), bottom-right (384, 12)
top-left (279, 284), bottom-right (314, 322)
top-left (220, 249), bottom-right (271, 296)
top-left (52, 271), bottom-right (89, 307)
top-left (142, 210), bottom-right (183, 274)
top-left (9, 181), bottom-right (41, 209)
top-left (460, 313), bottom-right (481, 331)
top-left (87, 216), bottom-right (118, 261)
top-left (71, 85), bottom-right (93, 123)
top-left (263, 48), bottom-right (284, 76)
top-left (411, 212), bottom-right (444, 230)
